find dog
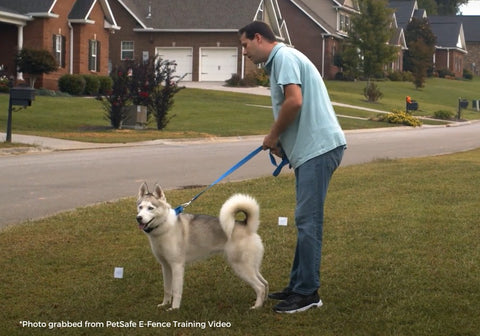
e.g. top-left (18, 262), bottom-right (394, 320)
top-left (136, 182), bottom-right (268, 310)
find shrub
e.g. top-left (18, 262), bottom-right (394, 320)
top-left (98, 76), bottom-right (113, 95)
top-left (387, 71), bottom-right (414, 82)
top-left (254, 68), bottom-right (269, 86)
top-left (58, 74), bottom-right (86, 95)
top-left (373, 109), bottom-right (422, 127)
top-left (437, 68), bottom-right (454, 78)
top-left (433, 110), bottom-right (455, 120)
top-left (82, 74), bottom-right (100, 96)
top-left (0, 76), bottom-right (9, 93)
top-left (225, 70), bottom-right (267, 87)
top-left (363, 81), bottom-right (383, 102)
top-left (463, 69), bottom-right (473, 80)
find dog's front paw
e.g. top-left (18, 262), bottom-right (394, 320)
top-left (166, 306), bottom-right (179, 311)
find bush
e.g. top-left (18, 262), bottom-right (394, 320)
top-left (363, 81), bottom-right (383, 102)
top-left (463, 69), bottom-right (473, 80)
top-left (387, 71), bottom-right (414, 82)
top-left (373, 109), bottom-right (422, 127)
top-left (254, 68), bottom-right (269, 86)
top-left (437, 68), bottom-right (454, 78)
top-left (58, 74), bottom-right (86, 95)
top-left (433, 110), bottom-right (455, 120)
top-left (98, 76), bottom-right (113, 95)
top-left (225, 70), bottom-right (266, 87)
top-left (82, 75), bottom-right (100, 96)
top-left (0, 76), bottom-right (9, 93)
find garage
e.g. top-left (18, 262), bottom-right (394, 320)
top-left (155, 47), bottom-right (193, 81)
top-left (199, 47), bottom-right (238, 81)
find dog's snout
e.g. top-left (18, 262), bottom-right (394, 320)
top-left (136, 215), bottom-right (143, 223)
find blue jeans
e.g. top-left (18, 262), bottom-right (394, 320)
top-left (287, 145), bottom-right (345, 295)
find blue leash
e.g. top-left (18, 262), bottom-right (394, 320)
top-left (174, 145), bottom-right (289, 215)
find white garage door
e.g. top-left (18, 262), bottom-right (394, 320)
top-left (155, 47), bottom-right (193, 81)
top-left (200, 48), bottom-right (238, 81)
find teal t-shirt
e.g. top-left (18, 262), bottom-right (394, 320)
top-left (264, 43), bottom-right (346, 169)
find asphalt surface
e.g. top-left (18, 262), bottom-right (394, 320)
top-left (1, 82), bottom-right (480, 228)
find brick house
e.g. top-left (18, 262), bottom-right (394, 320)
top-left (389, 0), bottom-right (469, 78)
top-left (108, 0), bottom-right (291, 82)
top-left (276, 0), bottom-right (360, 80)
top-left (430, 15), bottom-right (480, 76)
top-left (0, 0), bottom-right (119, 90)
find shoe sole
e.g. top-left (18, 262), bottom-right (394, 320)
top-left (274, 299), bottom-right (323, 314)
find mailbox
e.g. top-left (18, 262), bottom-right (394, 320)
top-left (10, 86), bottom-right (36, 106)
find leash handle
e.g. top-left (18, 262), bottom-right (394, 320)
top-left (269, 151), bottom-right (290, 177)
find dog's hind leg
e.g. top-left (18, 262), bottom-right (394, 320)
top-left (257, 270), bottom-right (269, 300)
top-left (229, 261), bottom-right (267, 309)
top-left (158, 262), bottom-right (173, 308)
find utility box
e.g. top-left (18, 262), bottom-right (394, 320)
top-left (10, 86), bottom-right (36, 106)
top-left (123, 105), bottom-right (148, 129)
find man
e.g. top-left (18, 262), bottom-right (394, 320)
top-left (239, 21), bottom-right (346, 314)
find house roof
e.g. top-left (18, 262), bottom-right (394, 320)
top-left (428, 17), bottom-right (467, 52)
top-left (118, 0), bottom-right (266, 31)
top-left (69, 0), bottom-right (96, 21)
top-left (288, 0), bottom-right (338, 37)
top-left (430, 15), bottom-right (480, 42)
top-left (0, 0), bottom-right (56, 16)
top-left (0, 0), bottom-right (119, 29)
top-left (388, 0), bottom-right (426, 29)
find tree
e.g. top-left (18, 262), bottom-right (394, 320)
top-left (435, 0), bottom-right (468, 14)
top-left (404, 17), bottom-right (436, 89)
top-left (15, 48), bottom-right (57, 88)
top-left (342, 0), bottom-right (398, 101)
top-left (103, 57), bottom-right (184, 130)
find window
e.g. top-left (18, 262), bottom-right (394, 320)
top-left (53, 34), bottom-right (65, 68)
top-left (88, 39), bottom-right (100, 72)
top-left (339, 14), bottom-right (350, 32)
top-left (121, 41), bottom-right (134, 60)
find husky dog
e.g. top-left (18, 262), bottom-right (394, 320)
top-left (136, 182), bottom-right (268, 310)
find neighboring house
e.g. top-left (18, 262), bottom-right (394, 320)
top-left (388, 0), bottom-right (468, 78)
top-left (428, 17), bottom-right (467, 77)
top-left (108, 0), bottom-right (291, 82)
top-left (0, 0), bottom-right (119, 90)
top-left (276, 0), bottom-right (360, 79)
top-left (430, 15), bottom-right (480, 76)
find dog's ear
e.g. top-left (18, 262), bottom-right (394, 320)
top-left (153, 183), bottom-right (166, 201)
top-left (138, 182), bottom-right (149, 200)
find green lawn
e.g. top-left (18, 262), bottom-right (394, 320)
top-left (2, 77), bottom-right (480, 144)
top-left (1, 149), bottom-right (479, 335)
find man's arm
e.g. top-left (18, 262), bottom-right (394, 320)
top-left (263, 83), bottom-right (302, 156)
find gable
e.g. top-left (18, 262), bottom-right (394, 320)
top-left (116, 0), bottom-right (290, 43)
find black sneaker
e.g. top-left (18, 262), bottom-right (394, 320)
top-left (268, 287), bottom-right (293, 300)
top-left (273, 291), bottom-right (323, 314)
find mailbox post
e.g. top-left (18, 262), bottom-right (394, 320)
top-left (5, 85), bottom-right (35, 143)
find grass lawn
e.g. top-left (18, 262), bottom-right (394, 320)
top-left (1, 149), bottom-right (479, 335)
top-left (3, 77), bottom-right (480, 144)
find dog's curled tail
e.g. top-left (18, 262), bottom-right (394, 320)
top-left (219, 194), bottom-right (260, 238)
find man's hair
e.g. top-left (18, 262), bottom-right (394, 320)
top-left (239, 21), bottom-right (276, 42)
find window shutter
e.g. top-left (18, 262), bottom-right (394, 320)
top-left (88, 40), bottom-right (93, 71)
top-left (61, 36), bottom-right (66, 68)
top-left (97, 41), bottom-right (101, 72)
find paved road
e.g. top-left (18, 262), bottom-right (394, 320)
top-left (1, 121), bottom-right (480, 228)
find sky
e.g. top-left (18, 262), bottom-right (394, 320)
top-left (458, 0), bottom-right (480, 15)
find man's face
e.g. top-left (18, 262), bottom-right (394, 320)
top-left (240, 32), bottom-right (266, 65)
